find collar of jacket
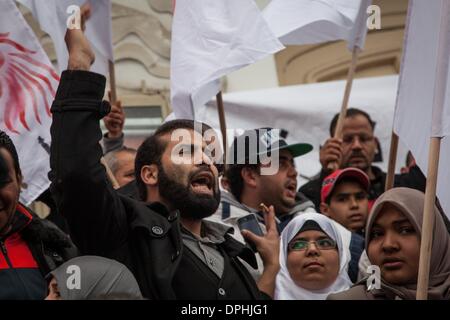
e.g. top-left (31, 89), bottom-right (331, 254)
top-left (370, 165), bottom-right (386, 183)
top-left (181, 217), bottom-right (258, 269)
top-left (4, 204), bottom-right (77, 275)
top-left (221, 190), bottom-right (313, 220)
top-left (219, 233), bottom-right (259, 270)
top-left (129, 201), bottom-right (179, 238)
top-left (1, 203), bottom-right (33, 240)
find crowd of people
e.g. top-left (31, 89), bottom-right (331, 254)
top-left (1, 18), bottom-right (450, 301)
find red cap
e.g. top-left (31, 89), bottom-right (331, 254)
top-left (321, 168), bottom-right (370, 203)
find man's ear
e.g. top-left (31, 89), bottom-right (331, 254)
top-left (141, 164), bottom-right (159, 186)
top-left (320, 202), bottom-right (330, 216)
top-left (241, 166), bottom-right (258, 188)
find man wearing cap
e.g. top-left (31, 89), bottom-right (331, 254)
top-left (319, 168), bottom-right (370, 235)
top-left (210, 128), bottom-right (315, 242)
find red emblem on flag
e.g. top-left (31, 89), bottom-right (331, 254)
top-left (0, 32), bottom-right (60, 134)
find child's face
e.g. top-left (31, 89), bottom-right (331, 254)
top-left (323, 181), bottom-right (368, 232)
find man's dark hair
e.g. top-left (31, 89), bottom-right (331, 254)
top-left (135, 120), bottom-right (212, 201)
top-left (325, 176), bottom-right (368, 205)
top-left (329, 108), bottom-right (376, 136)
top-left (0, 131), bottom-right (21, 178)
top-left (225, 164), bottom-right (259, 202)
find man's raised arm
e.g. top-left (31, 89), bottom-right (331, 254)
top-left (49, 19), bottom-right (127, 256)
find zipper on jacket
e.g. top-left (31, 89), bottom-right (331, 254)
top-left (0, 240), bottom-right (13, 268)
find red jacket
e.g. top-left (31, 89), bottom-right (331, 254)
top-left (0, 204), bottom-right (77, 299)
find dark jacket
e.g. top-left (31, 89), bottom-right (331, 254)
top-left (49, 70), bottom-right (265, 300)
top-left (0, 204), bottom-right (77, 299)
top-left (299, 165), bottom-right (426, 211)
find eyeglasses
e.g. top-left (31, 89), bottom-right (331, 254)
top-left (288, 238), bottom-right (337, 251)
top-left (342, 134), bottom-right (374, 145)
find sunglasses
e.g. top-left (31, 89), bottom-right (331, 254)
top-left (288, 238), bottom-right (337, 251)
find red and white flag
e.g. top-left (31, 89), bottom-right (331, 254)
top-left (170, 0), bottom-right (284, 119)
top-left (263, 0), bottom-right (371, 50)
top-left (17, 0), bottom-right (114, 75)
top-left (0, 0), bottom-right (59, 204)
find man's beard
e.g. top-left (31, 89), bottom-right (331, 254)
top-left (158, 165), bottom-right (220, 220)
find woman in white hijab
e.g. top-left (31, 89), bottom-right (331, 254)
top-left (275, 212), bottom-right (353, 300)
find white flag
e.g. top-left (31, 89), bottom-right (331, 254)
top-left (394, 0), bottom-right (450, 218)
top-left (263, 0), bottom-right (371, 50)
top-left (170, 0), bottom-right (284, 119)
top-left (17, 0), bottom-right (114, 75)
top-left (0, 0), bottom-right (59, 204)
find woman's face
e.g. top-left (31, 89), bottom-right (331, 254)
top-left (0, 149), bottom-right (21, 236)
top-left (45, 277), bottom-right (62, 300)
top-left (287, 230), bottom-right (340, 290)
top-left (367, 204), bottom-right (420, 285)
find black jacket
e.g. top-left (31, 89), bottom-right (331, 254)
top-left (49, 70), bottom-right (264, 299)
top-left (0, 204), bottom-right (77, 299)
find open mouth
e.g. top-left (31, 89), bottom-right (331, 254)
top-left (190, 171), bottom-right (214, 195)
top-left (285, 181), bottom-right (297, 198)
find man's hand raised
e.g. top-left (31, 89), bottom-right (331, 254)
top-left (242, 205), bottom-right (280, 298)
top-left (65, 4), bottom-right (95, 71)
top-left (104, 91), bottom-right (125, 139)
top-left (320, 137), bottom-right (343, 171)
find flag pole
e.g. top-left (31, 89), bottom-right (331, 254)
top-left (385, 132), bottom-right (399, 190)
top-left (327, 46), bottom-right (360, 171)
top-left (216, 91), bottom-right (228, 168)
top-left (100, 59), bottom-right (120, 189)
top-left (108, 60), bottom-right (118, 104)
top-left (417, 136), bottom-right (441, 300)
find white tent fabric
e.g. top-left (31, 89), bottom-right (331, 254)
top-left (194, 75), bottom-right (409, 186)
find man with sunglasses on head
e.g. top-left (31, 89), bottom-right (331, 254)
top-left (299, 108), bottom-right (426, 211)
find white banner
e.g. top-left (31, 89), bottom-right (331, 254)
top-left (193, 75), bottom-right (409, 187)
top-left (18, 0), bottom-right (114, 75)
top-left (394, 0), bottom-right (450, 218)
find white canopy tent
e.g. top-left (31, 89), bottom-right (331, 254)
top-left (194, 74), bottom-right (410, 186)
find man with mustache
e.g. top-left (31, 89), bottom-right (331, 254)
top-left (214, 128), bottom-right (315, 232)
top-left (209, 129), bottom-right (314, 279)
top-left (49, 24), bottom-right (280, 299)
top-left (299, 108), bottom-right (426, 211)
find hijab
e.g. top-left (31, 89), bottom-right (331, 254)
top-left (49, 256), bottom-right (143, 300)
top-left (366, 187), bottom-right (450, 300)
top-left (275, 212), bottom-right (353, 300)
